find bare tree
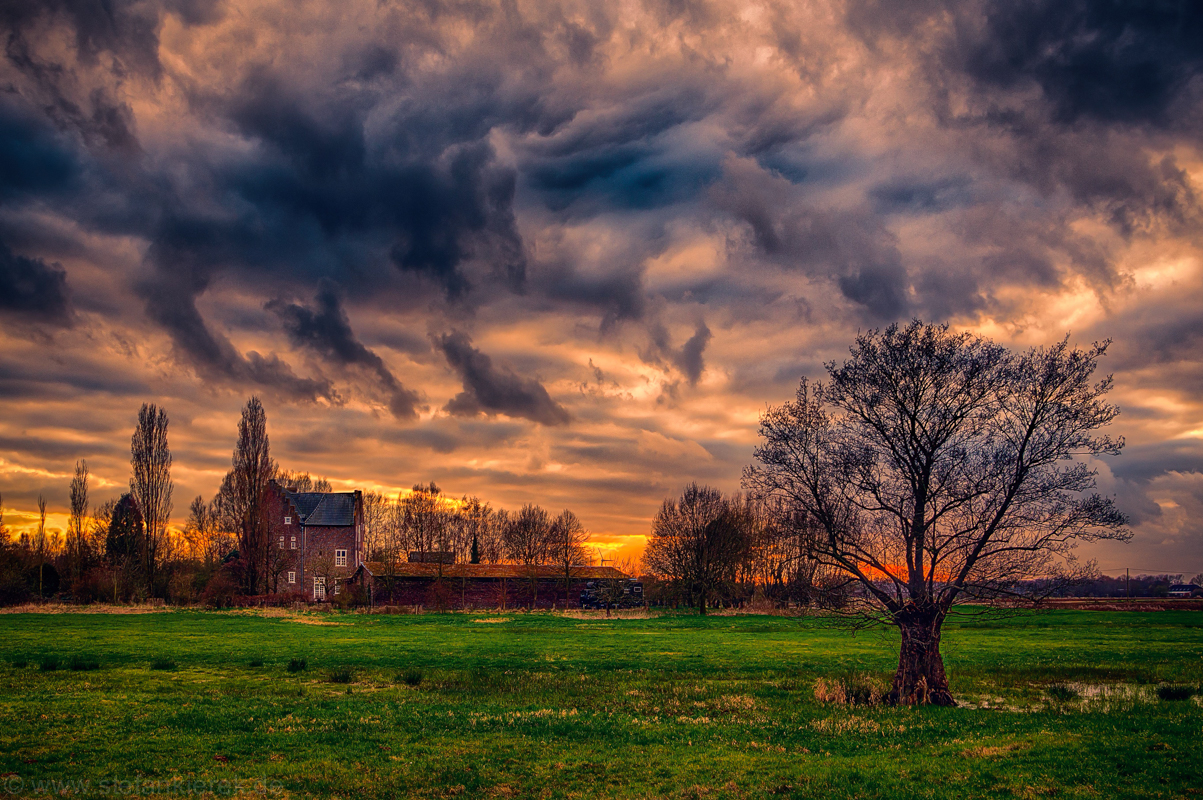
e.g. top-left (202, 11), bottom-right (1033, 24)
top-left (549, 509), bottom-right (590, 608)
top-left (183, 495), bottom-right (232, 566)
top-left (33, 495), bottom-right (48, 598)
top-left (361, 491), bottom-right (390, 560)
top-left (68, 459), bottom-right (90, 584)
top-left (226, 397), bottom-right (277, 594)
top-left (643, 484), bottom-right (752, 614)
top-left (503, 504), bottom-right (552, 607)
top-left (130, 403), bottom-right (173, 593)
top-left (402, 483), bottom-right (450, 559)
top-left (278, 471), bottom-right (332, 493)
top-left (745, 321), bottom-right (1130, 706)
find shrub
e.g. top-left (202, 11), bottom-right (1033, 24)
top-left (69, 656), bottom-right (100, 671)
top-left (39, 657), bottom-right (59, 672)
top-left (328, 667), bottom-right (354, 684)
top-left (400, 668), bottom-right (424, 687)
top-left (1046, 684), bottom-right (1079, 703)
top-left (287, 658), bottom-right (307, 673)
top-left (814, 673), bottom-right (886, 706)
top-left (1156, 684), bottom-right (1196, 701)
top-left (151, 658), bottom-right (176, 671)
top-left (199, 567), bottom-right (240, 609)
top-left (10, 658), bottom-right (28, 669)
top-left (248, 658), bottom-right (264, 668)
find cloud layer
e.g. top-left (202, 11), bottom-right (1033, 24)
top-left (0, 0), bottom-right (1201, 571)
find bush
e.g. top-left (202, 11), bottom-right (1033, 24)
top-left (328, 667), bottom-right (354, 684)
top-left (69, 656), bottom-right (100, 671)
top-left (151, 658), bottom-right (176, 671)
top-left (1156, 684), bottom-right (1196, 701)
top-left (1046, 684), bottom-right (1079, 703)
top-left (199, 567), bottom-right (240, 609)
top-left (248, 658), bottom-right (264, 668)
top-left (400, 668), bottom-right (424, 687)
top-left (39, 657), bottom-right (59, 672)
top-left (814, 673), bottom-right (886, 706)
top-left (10, 658), bottom-right (28, 669)
top-left (287, 658), bottom-right (307, 673)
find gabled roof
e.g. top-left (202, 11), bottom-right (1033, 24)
top-left (356, 561), bottom-right (631, 580)
top-left (286, 491), bottom-right (357, 527)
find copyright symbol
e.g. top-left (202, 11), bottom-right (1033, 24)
top-left (3, 776), bottom-right (23, 794)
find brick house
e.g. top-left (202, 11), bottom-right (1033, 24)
top-left (265, 481), bottom-right (364, 600)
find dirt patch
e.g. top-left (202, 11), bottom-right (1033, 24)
top-left (0, 603), bottom-right (170, 614)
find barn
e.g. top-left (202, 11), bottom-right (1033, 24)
top-left (347, 561), bottom-right (632, 609)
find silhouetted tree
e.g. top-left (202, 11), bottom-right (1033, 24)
top-left (130, 403), bottom-right (173, 593)
top-left (643, 484), bottom-right (752, 614)
top-left (224, 397), bottom-right (277, 594)
top-left (549, 509), bottom-right (590, 608)
top-left (68, 460), bottom-right (90, 584)
top-left (745, 321), bottom-right (1130, 705)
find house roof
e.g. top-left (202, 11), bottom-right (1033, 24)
top-left (286, 491), bottom-right (357, 527)
top-left (356, 561), bottom-right (631, 580)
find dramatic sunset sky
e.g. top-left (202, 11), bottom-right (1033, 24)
top-left (1, 0), bottom-right (1200, 573)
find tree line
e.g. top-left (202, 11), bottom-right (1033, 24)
top-left (0, 396), bottom-right (593, 605)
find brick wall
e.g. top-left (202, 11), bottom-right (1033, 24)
top-left (367, 575), bottom-right (596, 609)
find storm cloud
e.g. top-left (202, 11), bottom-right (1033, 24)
top-left (0, 0), bottom-right (1200, 571)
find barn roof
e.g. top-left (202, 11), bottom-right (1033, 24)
top-left (357, 561), bottom-right (631, 580)
top-left (287, 491), bottom-right (357, 527)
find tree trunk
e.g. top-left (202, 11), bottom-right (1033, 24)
top-left (889, 607), bottom-right (955, 706)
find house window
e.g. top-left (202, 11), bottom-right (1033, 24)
top-left (290, 536), bottom-right (297, 550)
top-left (334, 584), bottom-right (341, 595)
top-left (284, 516), bottom-right (292, 525)
top-left (335, 549), bottom-right (347, 567)
top-left (314, 577), bottom-right (326, 600)
top-left (278, 536), bottom-right (285, 550)
top-left (288, 571), bottom-right (295, 584)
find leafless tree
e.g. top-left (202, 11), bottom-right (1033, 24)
top-left (402, 482), bottom-right (450, 559)
top-left (183, 495), bottom-right (232, 566)
top-left (130, 403), bottom-right (173, 593)
top-left (68, 459), bottom-right (90, 583)
top-left (503, 504), bottom-right (551, 565)
top-left (33, 495), bottom-right (48, 598)
top-left (643, 484), bottom-right (752, 614)
top-left (361, 491), bottom-right (390, 560)
top-left (226, 397), bottom-right (278, 594)
top-left (744, 321), bottom-right (1130, 706)
top-left (549, 509), bottom-right (590, 608)
top-left (278, 471), bottom-right (332, 492)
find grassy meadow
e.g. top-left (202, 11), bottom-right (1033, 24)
top-left (0, 608), bottom-right (1200, 799)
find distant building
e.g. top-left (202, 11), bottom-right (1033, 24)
top-left (265, 481), bottom-right (364, 600)
top-left (1168, 583), bottom-right (1203, 598)
top-left (348, 560), bottom-right (631, 609)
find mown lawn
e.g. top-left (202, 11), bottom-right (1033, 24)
top-left (0, 608), bottom-right (1200, 799)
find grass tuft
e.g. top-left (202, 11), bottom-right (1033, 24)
top-left (151, 658), bottom-right (177, 671)
top-left (287, 658), bottom-right (307, 673)
top-left (39, 657), bottom-right (59, 672)
top-left (328, 667), bottom-right (354, 684)
top-left (400, 668), bottom-right (424, 687)
top-left (1156, 684), bottom-right (1196, 701)
top-left (10, 659), bottom-right (28, 669)
top-left (248, 658), bottom-right (264, 668)
top-left (69, 656), bottom-right (100, 671)
top-left (1046, 684), bottom-right (1079, 703)
top-left (813, 673), bottom-right (886, 706)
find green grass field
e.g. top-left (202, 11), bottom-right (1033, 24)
top-left (0, 608), bottom-right (1200, 799)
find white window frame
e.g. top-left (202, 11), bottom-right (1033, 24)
top-left (290, 536), bottom-right (297, 550)
top-left (284, 516), bottom-right (292, 525)
top-left (287, 571), bottom-right (295, 584)
top-left (335, 549), bottom-right (347, 567)
top-left (334, 584), bottom-right (341, 595)
top-left (314, 577), bottom-right (326, 600)
top-left (278, 536), bottom-right (285, 550)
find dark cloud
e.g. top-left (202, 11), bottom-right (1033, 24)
top-left (0, 239), bottom-right (72, 325)
top-left (436, 330), bottom-right (570, 426)
top-left (957, 0), bottom-right (1203, 127)
top-left (267, 280), bottom-right (421, 420)
top-left (644, 320), bottom-right (712, 386)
